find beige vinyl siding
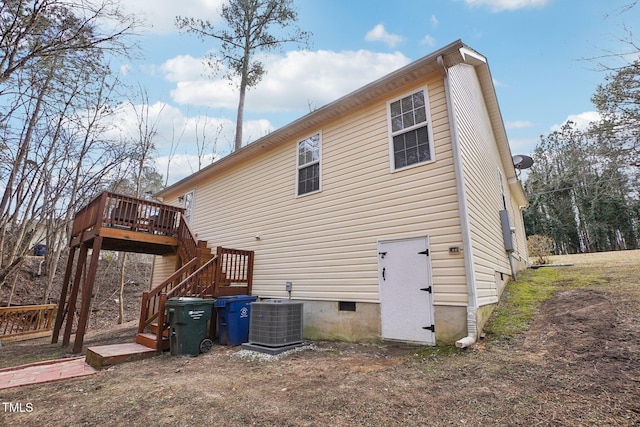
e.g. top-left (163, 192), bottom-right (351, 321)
top-left (159, 76), bottom-right (467, 305)
top-left (150, 198), bottom-right (184, 287)
top-left (151, 254), bottom-right (177, 287)
top-left (508, 194), bottom-right (529, 266)
top-left (449, 63), bottom-right (513, 306)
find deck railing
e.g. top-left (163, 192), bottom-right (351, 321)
top-left (71, 192), bottom-right (184, 240)
top-left (137, 257), bottom-right (199, 335)
top-left (137, 247), bottom-right (254, 347)
top-left (176, 213), bottom-right (199, 262)
top-left (0, 304), bottom-right (57, 341)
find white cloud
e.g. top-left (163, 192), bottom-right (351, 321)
top-left (122, 0), bottom-right (225, 34)
top-left (160, 55), bottom-right (209, 82)
top-left (430, 15), bottom-right (439, 29)
top-left (421, 35), bottom-right (436, 47)
top-left (119, 64), bottom-right (131, 76)
top-left (505, 120), bottom-right (534, 129)
top-left (508, 137), bottom-right (538, 155)
top-left (492, 78), bottom-right (506, 87)
top-left (365, 24), bottom-right (404, 48)
top-left (154, 153), bottom-right (217, 185)
top-left (465, 0), bottom-right (551, 12)
top-left (242, 119), bottom-right (274, 143)
top-left (155, 115), bottom-right (273, 184)
top-left (163, 49), bottom-right (411, 112)
top-left (99, 100), bottom-right (274, 184)
top-left (551, 111), bottom-right (602, 132)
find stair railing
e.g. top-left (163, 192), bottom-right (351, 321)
top-left (137, 257), bottom-right (199, 335)
top-left (137, 211), bottom-right (255, 348)
top-left (166, 256), bottom-right (218, 299)
top-left (176, 213), bottom-right (199, 263)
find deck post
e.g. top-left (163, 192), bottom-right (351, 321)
top-left (72, 236), bottom-right (103, 354)
top-left (247, 250), bottom-right (254, 295)
top-left (62, 243), bottom-right (89, 347)
top-left (51, 246), bottom-right (77, 343)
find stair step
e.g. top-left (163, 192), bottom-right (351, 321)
top-left (149, 323), bottom-right (169, 337)
top-left (86, 343), bottom-right (156, 370)
top-left (135, 333), bottom-right (169, 351)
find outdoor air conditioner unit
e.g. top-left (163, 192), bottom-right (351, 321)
top-left (248, 300), bottom-right (303, 347)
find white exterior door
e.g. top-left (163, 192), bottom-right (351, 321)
top-left (378, 236), bottom-right (435, 345)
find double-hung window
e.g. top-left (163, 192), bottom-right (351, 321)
top-left (297, 132), bottom-right (321, 196)
top-left (183, 190), bottom-right (194, 224)
top-left (388, 89), bottom-right (434, 170)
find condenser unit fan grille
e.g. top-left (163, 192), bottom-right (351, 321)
top-left (249, 300), bottom-right (303, 347)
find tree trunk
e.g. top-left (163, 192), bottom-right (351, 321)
top-left (234, 76), bottom-right (248, 151)
top-left (7, 273), bottom-right (19, 307)
top-left (118, 252), bottom-right (127, 324)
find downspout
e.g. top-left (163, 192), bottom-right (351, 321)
top-left (437, 55), bottom-right (478, 348)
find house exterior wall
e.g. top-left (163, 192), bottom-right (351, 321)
top-left (150, 254), bottom-right (177, 288)
top-left (154, 74), bottom-right (471, 342)
top-left (448, 63), bottom-right (528, 314)
top-left (508, 189), bottom-right (529, 272)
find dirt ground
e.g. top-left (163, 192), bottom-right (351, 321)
top-left (0, 253), bottom-right (150, 334)
top-left (1, 251), bottom-right (639, 426)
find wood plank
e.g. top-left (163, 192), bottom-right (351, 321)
top-left (51, 247), bottom-right (76, 344)
top-left (63, 243), bottom-right (89, 347)
top-left (73, 236), bottom-right (103, 354)
top-left (99, 227), bottom-right (178, 246)
top-left (1, 330), bottom-right (52, 342)
top-left (135, 332), bottom-right (169, 351)
top-left (86, 343), bottom-right (157, 370)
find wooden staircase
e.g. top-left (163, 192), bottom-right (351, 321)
top-left (135, 215), bottom-right (254, 352)
top-left (51, 190), bottom-right (254, 361)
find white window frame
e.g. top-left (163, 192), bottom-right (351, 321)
top-left (296, 131), bottom-right (322, 197)
top-left (183, 190), bottom-right (195, 224)
top-left (386, 87), bottom-right (435, 172)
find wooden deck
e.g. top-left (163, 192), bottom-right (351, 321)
top-left (69, 192), bottom-right (184, 255)
top-left (52, 191), bottom-right (255, 356)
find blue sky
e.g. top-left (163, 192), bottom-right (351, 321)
top-left (111, 0), bottom-right (640, 184)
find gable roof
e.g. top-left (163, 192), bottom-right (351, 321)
top-left (158, 39), bottom-right (526, 206)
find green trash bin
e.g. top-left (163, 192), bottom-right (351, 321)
top-left (166, 297), bottom-right (216, 356)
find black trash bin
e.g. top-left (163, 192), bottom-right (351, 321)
top-left (215, 295), bottom-right (258, 345)
top-left (166, 297), bottom-right (216, 356)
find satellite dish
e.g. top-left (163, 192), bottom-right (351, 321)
top-left (512, 154), bottom-right (534, 170)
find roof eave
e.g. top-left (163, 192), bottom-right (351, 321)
top-left (157, 40), bottom-right (468, 198)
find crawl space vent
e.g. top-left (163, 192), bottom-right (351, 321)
top-left (248, 300), bottom-right (303, 347)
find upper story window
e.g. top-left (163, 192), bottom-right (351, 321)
top-left (183, 190), bottom-right (194, 223)
top-left (297, 132), bottom-right (321, 196)
top-left (388, 89), bottom-right (434, 171)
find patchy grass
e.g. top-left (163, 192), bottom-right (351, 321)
top-left (0, 341), bottom-right (69, 369)
top-left (485, 249), bottom-right (640, 343)
top-left (1, 251), bottom-right (639, 427)
top-left (413, 344), bottom-right (459, 360)
top-left (484, 268), bottom-right (559, 341)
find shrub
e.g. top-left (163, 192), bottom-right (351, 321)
top-left (527, 234), bottom-right (554, 265)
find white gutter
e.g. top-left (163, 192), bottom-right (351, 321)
top-left (437, 55), bottom-right (479, 348)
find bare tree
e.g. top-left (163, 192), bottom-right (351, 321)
top-left (176, 0), bottom-right (310, 151)
top-left (194, 116), bottom-right (224, 171)
top-left (0, 0), bottom-right (139, 86)
top-left (116, 87), bottom-right (163, 324)
top-left (165, 118), bottom-right (187, 187)
top-left (0, 0), bottom-right (139, 303)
